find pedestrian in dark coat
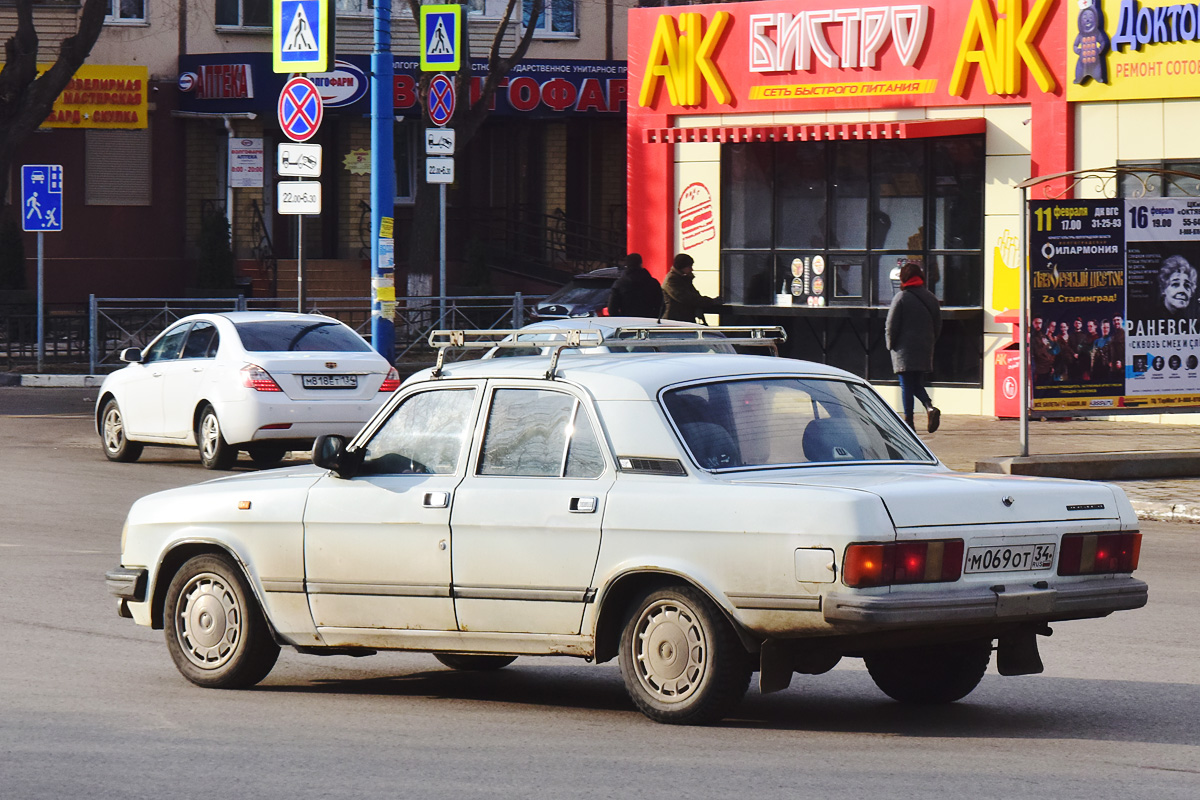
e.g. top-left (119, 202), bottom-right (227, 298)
top-left (661, 253), bottom-right (721, 323)
top-left (885, 263), bottom-right (943, 432)
top-left (608, 253), bottom-right (663, 318)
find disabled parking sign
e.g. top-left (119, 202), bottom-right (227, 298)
top-left (22, 165), bottom-right (63, 233)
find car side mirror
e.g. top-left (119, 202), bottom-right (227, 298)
top-left (120, 347), bottom-right (142, 363)
top-left (312, 434), bottom-right (355, 476)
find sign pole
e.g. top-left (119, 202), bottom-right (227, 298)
top-left (297, 212), bottom-right (305, 312)
top-left (1019, 187), bottom-right (1029, 458)
top-left (370, 0), bottom-right (396, 363)
top-left (36, 232), bottom-right (44, 371)
top-left (440, 183), bottom-right (447, 324)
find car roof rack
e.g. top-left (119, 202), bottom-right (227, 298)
top-left (427, 325), bottom-right (787, 379)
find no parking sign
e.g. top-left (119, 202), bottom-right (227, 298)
top-left (278, 76), bottom-right (323, 142)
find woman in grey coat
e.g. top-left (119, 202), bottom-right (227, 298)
top-left (885, 263), bottom-right (942, 432)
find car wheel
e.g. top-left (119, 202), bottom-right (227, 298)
top-left (100, 399), bottom-right (143, 462)
top-left (618, 585), bottom-right (751, 725)
top-left (197, 404), bottom-right (237, 470)
top-left (246, 443), bottom-right (288, 469)
top-left (163, 553), bottom-right (280, 689)
top-left (433, 653), bottom-right (518, 671)
top-left (865, 639), bottom-right (992, 704)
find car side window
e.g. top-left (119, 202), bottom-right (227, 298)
top-left (479, 388), bottom-right (604, 478)
top-left (181, 322), bottom-right (219, 359)
top-left (143, 324), bottom-right (190, 364)
top-left (360, 388), bottom-right (476, 475)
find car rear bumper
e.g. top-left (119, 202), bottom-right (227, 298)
top-left (823, 575), bottom-right (1148, 626)
top-left (219, 397), bottom-right (387, 444)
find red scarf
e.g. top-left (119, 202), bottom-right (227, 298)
top-left (901, 276), bottom-right (925, 289)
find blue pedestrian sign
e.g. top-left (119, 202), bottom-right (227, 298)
top-left (420, 5), bottom-right (461, 72)
top-left (22, 165), bottom-right (63, 233)
top-left (273, 0), bottom-right (332, 74)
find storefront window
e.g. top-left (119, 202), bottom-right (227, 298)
top-left (1118, 160), bottom-right (1200, 197)
top-left (720, 134), bottom-right (985, 385)
top-left (721, 135), bottom-right (983, 308)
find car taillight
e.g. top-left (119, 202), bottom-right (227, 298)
top-left (1057, 532), bottom-right (1141, 575)
top-left (379, 367), bottom-right (400, 392)
top-left (842, 539), bottom-right (964, 588)
top-left (241, 364), bottom-right (282, 392)
top-left (598, 306), bottom-right (610, 316)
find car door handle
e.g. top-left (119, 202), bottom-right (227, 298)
top-left (423, 491), bottom-right (450, 508)
top-left (570, 497), bottom-right (598, 513)
top-left (192, 366), bottom-right (204, 373)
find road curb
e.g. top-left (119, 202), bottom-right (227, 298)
top-left (1131, 500), bottom-right (1200, 525)
top-left (16, 374), bottom-right (105, 388)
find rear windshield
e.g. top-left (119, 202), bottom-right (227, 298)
top-left (234, 320), bottom-right (371, 353)
top-left (544, 282), bottom-right (613, 304)
top-left (664, 377), bottom-right (933, 470)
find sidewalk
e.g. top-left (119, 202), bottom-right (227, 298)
top-left (5, 373), bottom-right (1199, 524)
top-left (919, 414), bottom-right (1200, 525)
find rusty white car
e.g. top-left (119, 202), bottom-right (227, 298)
top-left (106, 329), bottom-right (1147, 724)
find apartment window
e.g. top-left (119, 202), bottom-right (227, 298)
top-left (216, 0), bottom-right (270, 29)
top-left (523, 0), bottom-right (576, 38)
top-left (336, 0), bottom-right (372, 14)
top-left (106, 0), bottom-right (146, 23)
top-left (1118, 160), bottom-right (1200, 197)
top-left (86, 129), bottom-right (151, 206)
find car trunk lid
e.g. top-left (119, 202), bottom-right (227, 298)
top-left (247, 352), bottom-right (387, 401)
top-left (731, 468), bottom-right (1120, 527)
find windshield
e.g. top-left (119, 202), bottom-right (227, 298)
top-left (234, 320), bottom-right (372, 353)
top-left (663, 377), bottom-right (933, 470)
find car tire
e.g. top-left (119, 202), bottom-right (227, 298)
top-left (865, 639), bottom-right (992, 704)
top-left (197, 404), bottom-right (237, 470)
top-left (618, 584), bottom-right (752, 725)
top-left (246, 443), bottom-right (288, 469)
top-left (163, 553), bottom-right (280, 689)
top-left (100, 399), bottom-right (143, 462)
top-left (433, 653), bottom-right (518, 671)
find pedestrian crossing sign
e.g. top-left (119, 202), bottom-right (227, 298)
top-left (273, 0), bottom-right (333, 74)
top-left (420, 5), bottom-right (462, 72)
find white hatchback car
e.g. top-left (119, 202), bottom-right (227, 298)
top-left (106, 333), bottom-right (1147, 724)
top-left (96, 312), bottom-right (399, 469)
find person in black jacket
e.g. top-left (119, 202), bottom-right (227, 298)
top-left (885, 262), bottom-right (942, 432)
top-left (608, 253), bottom-right (663, 318)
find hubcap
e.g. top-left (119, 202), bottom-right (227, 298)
top-left (633, 598), bottom-right (707, 703)
top-left (103, 408), bottom-right (123, 452)
top-left (200, 414), bottom-right (220, 460)
top-left (175, 572), bottom-right (242, 669)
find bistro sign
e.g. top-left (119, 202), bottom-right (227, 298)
top-left (631, 0), bottom-right (1064, 112)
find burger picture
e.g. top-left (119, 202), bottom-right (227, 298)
top-left (678, 182), bottom-right (715, 250)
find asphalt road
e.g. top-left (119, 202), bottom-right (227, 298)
top-left (1, 387), bottom-right (1197, 799)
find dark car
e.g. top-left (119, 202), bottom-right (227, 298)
top-left (532, 267), bottom-right (621, 320)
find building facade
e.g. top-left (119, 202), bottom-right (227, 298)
top-left (7, 1), bottom-right (633, 306)
top-left (627, 0), bottom-right (1200, 417)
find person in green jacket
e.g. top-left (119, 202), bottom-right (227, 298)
top-left (662, 253), bottom-right (721, 323)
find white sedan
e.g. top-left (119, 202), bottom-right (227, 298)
top-left (96, 312), bottom-right (398, 469)
top-left (106, 330), bottom-right (1147, 724)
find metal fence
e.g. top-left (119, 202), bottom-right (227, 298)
top-left (66, 294), bottom-right (544, 373)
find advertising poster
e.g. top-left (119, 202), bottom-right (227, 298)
top-left (1028, 200), bottom-right (1126, 412)
top-left (229, 138), bottom-right (264, 188)
top-left (1028, 198), bottom-right (1200, 414)
top-left (1123, 198), bottom-right (1200, 408)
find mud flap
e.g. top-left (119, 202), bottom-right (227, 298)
top-left (996, 631), bottom-right (1045, 676)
